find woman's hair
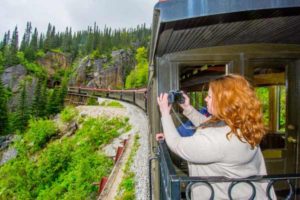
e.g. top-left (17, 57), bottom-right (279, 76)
top-left (208, 74), bottom-right (266, 148)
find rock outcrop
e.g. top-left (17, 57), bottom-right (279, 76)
top-left (1, 64), bottom-right (27, 92)
top-left (70, 49), bottom-right (135, 89)
top-left (1, 65), bottom-right (38, 110)
top-left (0, 135), bottom-right (17, 166)
top-left (37, 52), bottom-right (72, 77)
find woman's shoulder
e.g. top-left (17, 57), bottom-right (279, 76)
top-left (195, 125), bottom-right (231, 139)
top-left (195, 126), bottom-right (251, 147)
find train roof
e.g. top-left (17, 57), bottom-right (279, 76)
top-left (149, 0), bottom-right (300, 62)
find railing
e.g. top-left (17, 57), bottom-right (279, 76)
top-left (67, 86), bottom-right (147, 111)
top-left (152, 140), bottom-right (300, 200)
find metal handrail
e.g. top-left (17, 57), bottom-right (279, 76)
top-left (156, 140), bottom-right (300, 200)
top-left (67, 86), bottom-right (147, 111)
top-left (149, 156), bottom-right (158, 200)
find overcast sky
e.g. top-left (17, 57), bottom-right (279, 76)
top-left (0, 0), bottom-right (157, 40)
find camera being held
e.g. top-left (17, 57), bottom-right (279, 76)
top-left (168, 90), bottom-right (185, 104)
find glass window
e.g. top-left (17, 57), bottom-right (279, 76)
top-left (255, 86), bottom-right (286, 133)
top-left (279, 86), bottom-right (286, 132)
top-left (256, 87), bottom-right (270, 127)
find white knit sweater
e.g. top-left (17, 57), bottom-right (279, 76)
top-left (161, 106), bottom-right (276, 200)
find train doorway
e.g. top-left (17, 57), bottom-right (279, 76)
top-left (251, 60), bottom-right (299, 176)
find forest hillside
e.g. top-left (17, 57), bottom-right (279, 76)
top-left (0, 22), bottom-right (151, 135)
top-left (0, 22), bottom-right (151, 199)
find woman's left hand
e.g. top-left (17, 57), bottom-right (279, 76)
top-left (157, 93), bottom-right (171, 116)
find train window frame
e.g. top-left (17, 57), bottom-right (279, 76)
top-left (178, 64), bottom-right (228, 90)
top-left (255, 85), bottom-right (286, 133)
top-left (178, 63), bottom-right (229, 111)
top-left (251, 61), bottom-right (287, 151)
top-left (252, 62), bottom-right (286, 129)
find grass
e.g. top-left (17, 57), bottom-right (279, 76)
top-left (100, 100), bottom-right (123, 108)
top-left (60, 106), bottom-right (79, 123)
top-left (115, 134), bottom-right (140, 200)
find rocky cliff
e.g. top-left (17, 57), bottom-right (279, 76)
top-left (69, 49), bottom-right (135, 89)
top-left (37, 52), bottom-right (72, 77)
top-left (1, 49), bottom-right (134, 111)
top-left (1, 52), bottom-right (72, 110)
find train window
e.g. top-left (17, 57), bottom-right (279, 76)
top-left (278, 86), bottom-right (286, 132)
top-left (253, 65), bottom-right (286, 133)
top-left (255, 87), bottom-right (270, 127)
top-left (188, 90), bottom-right (207, 109)
top-left (180, 64), bottom-right (226, 90)
top-left (180, 64), bottom-right (226, 108)
top-left (255, 85), bottom-right (286, 133)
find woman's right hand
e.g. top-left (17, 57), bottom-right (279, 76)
top-left (157, 93), bottom-right (172, 116)
top-left (179, 93), bottom-right (191, 110)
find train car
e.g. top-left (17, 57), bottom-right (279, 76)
top-left (147, 0), bottom-right (300, 199)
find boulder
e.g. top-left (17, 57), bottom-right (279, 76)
top-left (0, 148), bottom-right (17, 166)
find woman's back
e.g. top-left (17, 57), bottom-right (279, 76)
top-left (188, 126), bottom-right (274, 199)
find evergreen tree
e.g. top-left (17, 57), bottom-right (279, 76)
top-left (44, 23), bottom-right (52, 51)
top-left (46, 87), bottom-right (60, 115)
top-left (39, 79), bottom-right (48, 117)
top-left (0, 51), bottom-right (4, 69)
top-left (1, 31), bottom-right (10, 50)
top-left (50, 25), bottom-right (57, 49)
top-left (57, 76), bottom-right (68, 111)
top-left (70, 32), bottom-right (79, 59)
top-left (61, 27), bottom-right (73, 53)
top-left (4, 27), bottom-right (20, 66)
top-left (16, 81), bottom-right (30, 132)
top-left (61, 27), bottom-right (69, 52)
top-left (32, 78), bottom-right (42, 117)
top-left (20, 34), bottom-right (27, 52)
top-left (26, 27), bottom-right (38, 61)
top-left (0, 79), bottom-right (8, 135)
top-left (32, 78), bottom-right (47, 118)
top-left (39, 33), bottom-right (44, 50)
top-left (85, 26), bottom-right (94, 54)
top-left (11, 26), bottom-right (19, 55)
top-left (20, 22), bottom-right (32, 51)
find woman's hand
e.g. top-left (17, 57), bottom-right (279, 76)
top-left (157, 93), bottom-right (172, 116)
top-left (155, 133), bottom-right (165, 141)
top-left (179, 92), bottom-right (191, 110)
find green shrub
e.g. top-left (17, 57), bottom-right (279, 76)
top-left (35, 142), bottom-right (73, 189)
top-left (106, 101), bottom-right (123, 107)
top-left (0, 116), bottom-right (130, 199)
top-left (76, 117), bottom-right (128, 146)
top-left (125, 46), bottom-right (148, 89)
top-left (100, 100), bottom-right (123, 108)
top-left (22, 119), bottom-right (58, 153)
top-left (90, 50), bottom-right (101, 59)
top-left (60, 106), bottom-right (79, 123)
top-left (116, 134), bottom-right (140, 200)
top-left (87, 97), bottom-right (99, 105)
top-left (50, 48), bottom-right (63, 53)
top-left (0, 149), bottom-right (41, 199)
top-left (36, 50), bottom-right (45, 58)
top-left (17, 52), bottom-right (45, 77)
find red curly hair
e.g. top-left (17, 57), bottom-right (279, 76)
top-left (207, 74), bottom-right (266, 148)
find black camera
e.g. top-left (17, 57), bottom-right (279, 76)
top-left (168, 90), bottom-right (185, 104)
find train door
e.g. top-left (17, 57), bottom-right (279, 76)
top-left (250, 59), bottom-right (300, 177)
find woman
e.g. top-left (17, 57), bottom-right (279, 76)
top-left (157, 74), bottom-right (276, 199)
